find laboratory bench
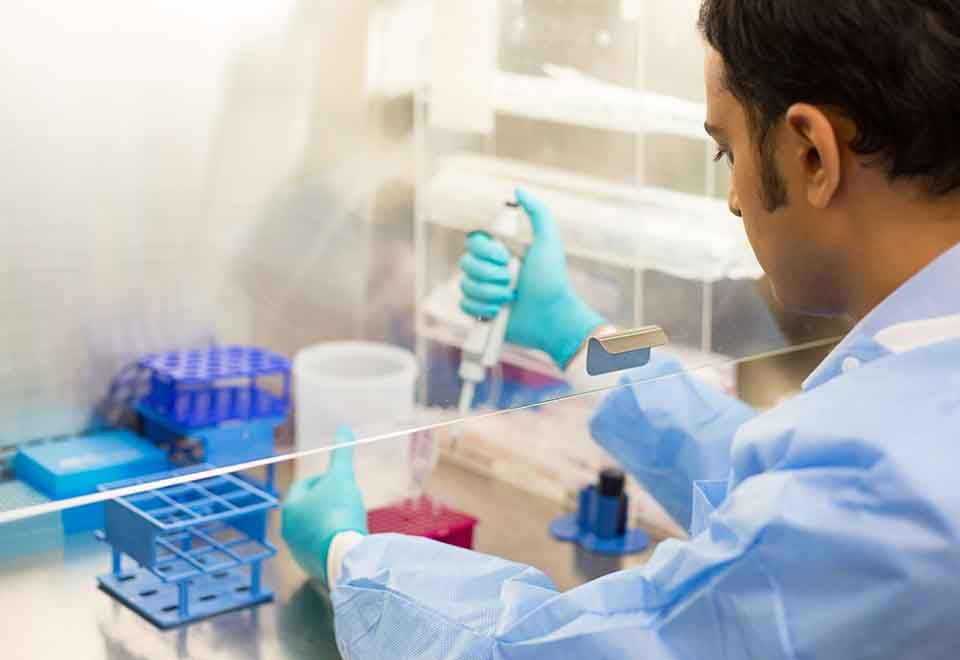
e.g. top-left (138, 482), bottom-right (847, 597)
top-left (2, 458), bottom-right (663, 660)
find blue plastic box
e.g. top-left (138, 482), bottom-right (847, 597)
top-left (0, 480), bottom-right (64, 560)
top-left (12, 430), bottom-right (170, 533)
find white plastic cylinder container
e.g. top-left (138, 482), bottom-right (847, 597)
top-left (294, 341), bottom-right (419, 508)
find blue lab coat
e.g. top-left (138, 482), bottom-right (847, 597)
top-left (330, 244), bottom-right (960, 659)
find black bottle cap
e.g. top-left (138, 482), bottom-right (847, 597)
top-left (598, 468), bottom-right (625, 497)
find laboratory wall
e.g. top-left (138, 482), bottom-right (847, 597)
top-left (0, 0), bottom-right (417, 455)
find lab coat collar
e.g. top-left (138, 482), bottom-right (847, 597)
top-left (803, 241), bottom-right (960, 391)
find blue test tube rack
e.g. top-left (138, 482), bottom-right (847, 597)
top-left (134, 346), bottom-right (291, 491)
top-left (96, 465), bottom-right (278, 629)
top-left (137, 346), bottom-right (291, 430)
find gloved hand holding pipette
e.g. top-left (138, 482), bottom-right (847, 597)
top-left (459, 188), bottom-right (608, 370)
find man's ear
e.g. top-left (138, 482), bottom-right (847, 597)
top-left (785, 103), bottom-right (842, 209)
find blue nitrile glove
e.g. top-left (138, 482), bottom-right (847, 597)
top-left (281, 428), bottom-right (368, 586)
top-left (459, 187), bottom-right (607, 369)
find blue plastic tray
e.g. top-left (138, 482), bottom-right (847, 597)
top-left (0, 480), bottom-right (64, 560)
top-left (11, 430), bottom-right (170, 532)
top-left (12, 430), bottom-right (169, 500)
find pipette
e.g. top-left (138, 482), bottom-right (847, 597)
top-left (456, 201), bottom-right (524, 420)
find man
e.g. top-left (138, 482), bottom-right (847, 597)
top-left (283, 2), bottom-right (960, 657)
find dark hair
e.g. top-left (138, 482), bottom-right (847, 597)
top-left (699, 0), bottom-right (960, 196)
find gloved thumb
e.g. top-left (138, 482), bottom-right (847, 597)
top-left (515, 187), bottom-right (557, 242)
top-left (328, 426), bottom-right (356, 476)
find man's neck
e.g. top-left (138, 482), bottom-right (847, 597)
top-left (846, 188), bottom-right (960, 323)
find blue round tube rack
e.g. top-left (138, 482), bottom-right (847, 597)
top-left (549, 469), bottom-right (650, 556)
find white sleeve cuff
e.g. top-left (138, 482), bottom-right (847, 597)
top-left (326, 531), bottom-right (365, 587)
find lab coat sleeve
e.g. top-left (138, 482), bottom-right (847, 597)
top-left (333, 462), bottom-right (934, 660)
top-left (589, 351), bottom-right (756, 529)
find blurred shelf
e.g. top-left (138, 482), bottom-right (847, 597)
top-left (421, 153), bottom-right (762, 282)
top-left (493, 71), bottom-right (708, 140)
top-left (421, 71), bottom-right (708, 140)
